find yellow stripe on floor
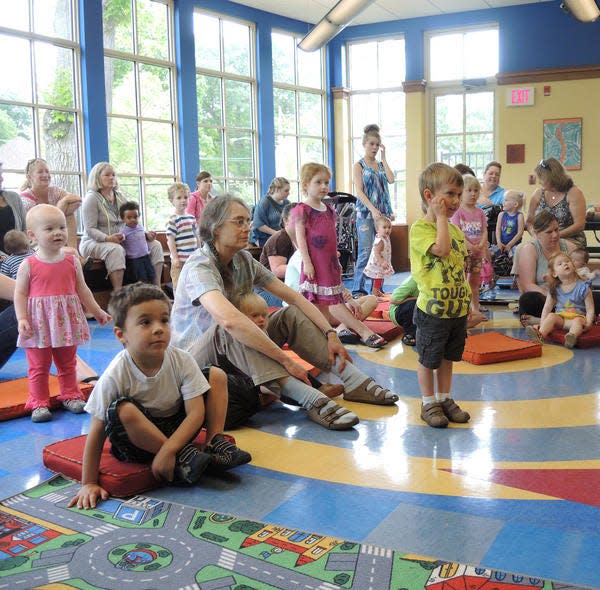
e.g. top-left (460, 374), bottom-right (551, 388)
top-left (230, 429), bottom-right (555, 501)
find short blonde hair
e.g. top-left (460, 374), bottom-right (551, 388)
top-left (239, 292), bottom-right (268, 316)
top-left (504, 189), bottom-right (524, 209)
top-left (462, 174), bottom-right (480, 192)
top-left (167, 182), bottom-right (190, 202)
top-left (26, 203), bottom-right (65, 231)
top-left (375, 215), bottom-right (392, 229)
top-left (87, 162), bottom-right (117, 192)
top-left (418, 162), bottom-right (463, 203)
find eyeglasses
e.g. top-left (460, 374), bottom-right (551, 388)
top-left (539, 159), bottom-right (549, 169)
top-left (227, 217), bottom-right (252, 228)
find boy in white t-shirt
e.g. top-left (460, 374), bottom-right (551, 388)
top-left (69, 283), bottom-right (250, 509)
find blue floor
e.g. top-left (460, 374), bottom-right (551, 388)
top-left (1, 274), bottom-right (600, 589)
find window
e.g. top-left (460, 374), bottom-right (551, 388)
top-left (348, 38), bottom-right (406, 222)
top-left (0, 0), bottom-right (83, 195)
top-left (194, 12), bottom-right (258, 207)
top-left (427, 26), bottom-right (498, 178)
top-left (272, 30), bottom-right (326, 200)
top-left (103, 0), bottom-right (178, 230)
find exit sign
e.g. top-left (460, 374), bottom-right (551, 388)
top-left (506, 87), bottom-right (535, 106)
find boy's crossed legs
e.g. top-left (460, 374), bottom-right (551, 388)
top-left (107, 367), bottom-right (250, 485)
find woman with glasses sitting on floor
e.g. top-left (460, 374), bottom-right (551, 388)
top-left (526, 157), bottom-right (587, 249)
top-left (170, 194), bottom-right (398, 432)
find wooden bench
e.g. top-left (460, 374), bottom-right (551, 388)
top-left (80, 231), bottom-right (172, 310)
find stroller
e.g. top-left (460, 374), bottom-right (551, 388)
top-left (325, 191), bottom-right (358, 277)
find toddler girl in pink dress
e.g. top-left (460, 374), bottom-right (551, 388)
top-left (364, 215), bottom-right (394, 296)
top-left (292, 163), bottom-right (386, 348)
top-left (14, 204), bottom-right (111, 422)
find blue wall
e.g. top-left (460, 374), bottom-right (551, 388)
top-left (79, 0), bottom-right (600, 194)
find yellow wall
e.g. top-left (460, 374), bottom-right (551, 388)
top-left (497, 78), bottom-right (600, 206)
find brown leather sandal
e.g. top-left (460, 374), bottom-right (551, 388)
top-left (307, 398), bottom-right (359, 430)
top-left (343, 378), bottom-right (398, 406)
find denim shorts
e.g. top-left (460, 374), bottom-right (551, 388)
top-left (413, 307), bottom-right (467, 369)
top-left (105, 397), bottom-right (188, 464)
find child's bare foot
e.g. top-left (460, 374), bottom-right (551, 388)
top-left (564, 332), bottom-right (578, 349)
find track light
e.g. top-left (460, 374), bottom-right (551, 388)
top-left (560, 0), bottom-right (600, 22)
top-left (298, 0), bottom-right (376, 51)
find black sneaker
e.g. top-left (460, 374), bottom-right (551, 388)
top-left (205, 434), bottom-right (252, 470)
top-left (174, 443), bottom-right (211, 485)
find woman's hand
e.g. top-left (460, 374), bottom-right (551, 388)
top-left (57, 193), bottom-right (82, 217)
top-left (380, 143), bottom-right (386, 160)
top-left (326, 332), bottom-right (352, 371)
top-left (281, 356), bottom-right (311, 384)
top-left (107, 233), bottom-right (124, 244)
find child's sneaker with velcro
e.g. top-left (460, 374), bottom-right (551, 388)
top-left (205, 433), bottom-right (252, 470)
top-left (63, 399), bottom-right (86, 414)
top-left (174, 443), bottom-right (211, 485)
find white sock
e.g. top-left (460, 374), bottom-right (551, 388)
top-left (436, 392), bottom-right (449, 402)
top-left (266, 377), bottom-right (323, 409)
top-left (422, 395), bottom-right (436, 406)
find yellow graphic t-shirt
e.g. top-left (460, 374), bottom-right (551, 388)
top-left (409, 219), bottom-right (471, 319)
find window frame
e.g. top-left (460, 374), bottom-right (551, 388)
top-left (194, 9), bottom-right (259, 206)
top-left (0, 0), bottom-right (85, 196)
top-left (346, 36), bottom-right (407, 222)
top-left (426, 23), bottom-right (499, 175)
top-left (103, 0), bottom-right (180, 230)
top-left (271, 28), bottom-right (327, 200)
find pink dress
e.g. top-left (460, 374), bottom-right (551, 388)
top-left (17, 255), bottom-right (90, 349)
top-left (364, 236), bottom-right (394, 279)
top-left (293, 203), bottom-right (344, 305)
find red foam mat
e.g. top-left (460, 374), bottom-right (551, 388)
top-left (548, 324), bottom-right (600, 348)
top-left (0, 376), bottom-right (94, 421)
top-left (462, 331), bottom-right (542, 365)
top-left (43, 435), bottom-right (159, 498)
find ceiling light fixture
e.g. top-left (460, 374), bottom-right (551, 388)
top-left (560, 0), bottom-right (600, 22)
top-left (298, 0), bottom-right (376, 52)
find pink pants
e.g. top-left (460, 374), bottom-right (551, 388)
top-left (25, 346), bottom-right (83, 410)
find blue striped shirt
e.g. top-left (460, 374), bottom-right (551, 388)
top-left (0, 251), bottom-right (33, 279)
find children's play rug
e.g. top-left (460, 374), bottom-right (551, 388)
top-left (0, 476), bottom-right (591, 590)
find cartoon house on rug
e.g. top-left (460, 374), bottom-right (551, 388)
top-left (94, 496), bottom-right (168, 525)
top-left (426, 563), bottom-right (544, 590)
top-left (241, 525), bottom-right (341, 566)
top-left (0, 510), bottom-right (61, 559)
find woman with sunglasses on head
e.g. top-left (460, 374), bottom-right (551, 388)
top-left (170, 194), bottom-right (397, 432)
top-left (526, 158), bottom-right (587, 249)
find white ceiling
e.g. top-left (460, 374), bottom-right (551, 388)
top-left (232, 0), bottom-right (552, 24)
